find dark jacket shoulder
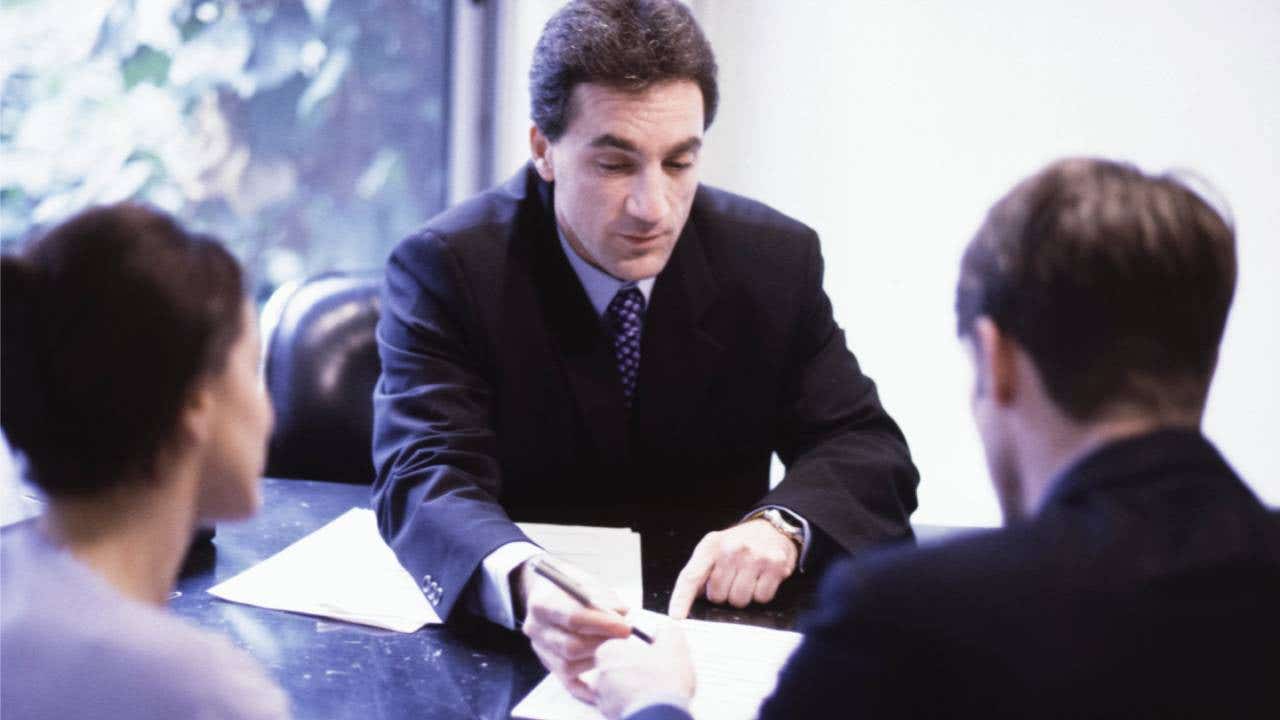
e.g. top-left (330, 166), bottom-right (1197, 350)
top-left (805, 525), bottom-right (1039, 640)
top-left (686, 183), bottom-right (820, 269)
top-left (387, 166), bottom-right (535, 279)
top-left (783, 432), bottom-right (1280, 718)
top-left (689, 183), bottom-right (814, 239)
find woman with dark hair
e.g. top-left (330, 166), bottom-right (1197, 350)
top-left (0, 204), bottom-right (289, 719)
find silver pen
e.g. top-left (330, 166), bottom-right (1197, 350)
top-left (529, 555), bottom-right (654, 644)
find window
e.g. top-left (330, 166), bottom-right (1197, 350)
top-left (1, 0), bottom-right (452, 299)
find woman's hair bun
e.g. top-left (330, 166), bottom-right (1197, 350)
top-left (1, 255), bottom-right (48, 445)
top-left (1, 204), bottom-right (245, 498)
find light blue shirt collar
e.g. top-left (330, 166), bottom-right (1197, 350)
top-left (557, 229), bottom-right (655, 317)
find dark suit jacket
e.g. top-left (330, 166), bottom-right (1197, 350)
top-left (632, 429), bottom-right (1280, 720)
top-left (371, 164), bottom-right (919, 620)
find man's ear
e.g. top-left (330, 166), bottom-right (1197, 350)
top-left (529, 125), bottom-right (555, 182)
top-left (974, 317), bottom-right (1018, 406)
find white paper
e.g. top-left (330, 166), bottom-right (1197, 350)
top-left (512, 610), bottom-right (803, 720)
top-left (208, 508), bottom-right (441, 632)
top-left (206, 510), bottom-right (645, 634)
top-left (519, 522), bottom-right (644, 611)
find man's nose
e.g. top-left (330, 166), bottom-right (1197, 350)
top-left (625, 168), bottom-right (669, 225)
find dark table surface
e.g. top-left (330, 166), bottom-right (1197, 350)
top-left (172, 478), bottom-right (963, 720)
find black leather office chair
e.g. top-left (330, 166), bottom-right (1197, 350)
top-left (260, 271), bottom-right (382, 484)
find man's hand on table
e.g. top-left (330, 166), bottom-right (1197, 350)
top-left (667, 518), bottom-right (799, 618)
top-left (592, 623), bottom-right (695, 720)
top-left (517, 558), bottom-right (632, 703)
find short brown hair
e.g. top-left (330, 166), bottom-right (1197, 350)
top-left (530, 0), bottom-right (718, 141)
top-left (1, 204), bottom-right (245, 497)
top-left (955, 158), bottom-right (1236, 420)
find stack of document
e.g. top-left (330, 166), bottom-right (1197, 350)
top-left (512, 609), bottom-right (802, 720)
top-left (207, 508), bottom-right (643, 632)
top-left (517, 522), bottom-right (644, 611)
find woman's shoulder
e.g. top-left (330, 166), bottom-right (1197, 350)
top-left (1, 523), bottom-right (289, 719)
top-left (128, 613), bottom-right (292, 720)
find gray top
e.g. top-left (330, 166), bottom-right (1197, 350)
top-left (1, 521), bottom-right (290, 720)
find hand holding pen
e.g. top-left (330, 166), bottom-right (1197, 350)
top-left (518, 555), bottom-right (636, 703)
top-left (529, 556), bottom-right (652, 643)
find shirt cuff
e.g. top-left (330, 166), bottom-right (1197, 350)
top-left (474, 541), bottom-right (545, 629)
top-left (743, 505), bottom-right (812, 572)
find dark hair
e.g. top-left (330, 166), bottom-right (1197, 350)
top-left (955, 158), bottom-right (1236, 421)
top-left (530, 0), bottom-right (718, 141)
top-left (0, 204), bottom-right (246, 498)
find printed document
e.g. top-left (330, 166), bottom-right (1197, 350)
top-left (512, 610), bottom-right (802, 720)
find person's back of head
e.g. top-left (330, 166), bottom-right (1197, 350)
top-left (1, 203), bottom-right (250, 500)
top-left (953, 158), bottom-right (1238, 519)
top-left (956, 157), bottom-right (1236, 424)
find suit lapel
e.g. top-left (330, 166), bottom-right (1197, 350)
top-left (630, 215), bottom-right (724, 452)
top-left (523, 177), bottom-right (631, 463)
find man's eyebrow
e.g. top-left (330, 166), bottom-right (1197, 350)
top-left (588, 134), bottom-right (638, 152)
top-left (666, 137), bottom-right (702, 156)
top-left (585, 134), bottom-right (703, 156)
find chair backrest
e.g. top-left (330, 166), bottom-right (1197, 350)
top-left (261, 272), bottom-right (382, 484)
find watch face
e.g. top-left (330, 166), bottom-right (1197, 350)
top-left (765, 510), bottom-right (802, 541)
top-left (769, 509), bottom-right (794, 529)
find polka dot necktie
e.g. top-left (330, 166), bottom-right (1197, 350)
top-left (605, 285), bottom-right (646, 408)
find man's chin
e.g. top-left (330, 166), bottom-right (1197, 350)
top-left (610, 252), bottom-right (672, 282)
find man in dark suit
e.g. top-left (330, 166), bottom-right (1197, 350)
top-left (371, 0), bottom-right (918, 699)
top-left (592, 158), bottom-right (1280, 718)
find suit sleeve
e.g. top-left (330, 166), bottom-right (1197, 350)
top-left (624, 705), bottom-right (695, 720)
top-left (759, 560), bottom-right (919, 719)
top-left (757, 230), bottom-right (919, 561)
top-left (371, 230), bottom-right (529, 621)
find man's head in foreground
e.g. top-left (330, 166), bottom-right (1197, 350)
top-left (527, 0), bottom-right (718, 282)
top-left (956, 157), bottom-right (1236, 521)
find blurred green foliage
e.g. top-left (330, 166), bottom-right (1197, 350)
top-left (0, 0), bottom-right (450, 298)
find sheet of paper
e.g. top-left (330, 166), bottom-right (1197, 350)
top-left (208, 508), bottom-right (441, 633)
top-left (512, 610), bottom-right (803, 720)
top-left (518, 522), bottom-right (644, 611)
top-left (207, 510), bottom-right (645, 634)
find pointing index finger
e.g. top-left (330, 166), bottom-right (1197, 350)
top-left (667, 534), bottom-right (719, 618)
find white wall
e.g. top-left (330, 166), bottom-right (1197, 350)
top-left (492, 0), bottom-right (565, 184)
top-left (494, 1), bottom-right (1280, 526)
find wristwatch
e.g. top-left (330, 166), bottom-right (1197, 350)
top-left (748, 508), bottom-right (805, 550)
